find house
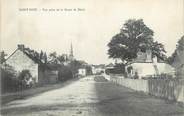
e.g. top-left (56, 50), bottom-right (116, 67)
top-left (92, 64), bottom-right (105, 75)
top-left (125, 49), bottom-right (175, 79)
top-left (78, 68), bottom-right (86, 77)
top-left (4, 44), bottom-right (58, 84)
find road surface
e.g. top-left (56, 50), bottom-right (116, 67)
top-left (1, 76), bottom-right (184, 116)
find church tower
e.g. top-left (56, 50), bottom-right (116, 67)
top-left (69, 43), bottom-right (74, 61)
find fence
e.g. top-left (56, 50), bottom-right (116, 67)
top-left (108, 76), bottom-right (184, 104)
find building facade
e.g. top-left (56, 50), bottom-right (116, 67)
top-left (4, 44), bottom-right (58, 84)
top-left (125, 49), bottom-right (175, 79)
top-left (4, 46), bottom-right (39, 82)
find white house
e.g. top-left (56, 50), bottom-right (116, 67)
top-left (125, 49), bottom-right (175, 79)
top-left (78, 68), bottom-right (86, 77)
top-left (92, 65), bottom-right (105, 74)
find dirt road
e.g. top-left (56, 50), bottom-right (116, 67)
top-left (1, 76), bottom-right (184, 116)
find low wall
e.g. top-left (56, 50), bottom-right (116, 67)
top-left (109, 76), bottom-right (184, 104)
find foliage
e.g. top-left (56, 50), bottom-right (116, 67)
top-left (85, 65), bottom-right (92, 75)
top-left (48, 52), bottom-right (58, 64)
top-left (58, 66), bottom-right (73, 81)
top-left (167, 51), bottom-right (177, 65)
top-left (1, 66), bottom-right (22, 93)
top-left (108, 19), bottom-right (166, 64)
top-left (48, 52), bottom-right (69, 65)
top-left (105, 63), bottom-right (125, 75)
top-left (0, 51), bottom-right (7, 64)
top-left (57, 54), bottom-right (68, 64)
top-left (68, 60), bottom-right (84, 74)
top-left (177, 35), bottom-right (184, 51)
top-left (167, 35), bottom-right (184, 65)
top-left (18, 69), bottom-right (32, 80)
top-left (114, 63), bottom-right (126, 73)
top-left (39, 50), bottom-right (48, 64)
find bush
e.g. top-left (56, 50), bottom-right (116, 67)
top-left (58, 66), bottom-right (73, 81)
top-left (1, 66), bottom-right (22, 93)
top-left (105, 64), bottom-right (125, 75)
top-left (1, 66), bottom-right (34, 93)
top-left (18, 69), bottom-right (34, 88)
top-left (18, 70), bottom-right (31, 80)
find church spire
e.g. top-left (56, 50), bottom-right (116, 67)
top-left (69, 42), bottom-right (74, 61)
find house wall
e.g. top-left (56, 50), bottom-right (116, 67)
top-left (5, 50), bottom-right (39, 82)
top-left (126, 63), bottom-right (175, 78)
top-left (92, 67), bottom-right (105, 74)
top-left (78, 69), bottom-right (86, 76)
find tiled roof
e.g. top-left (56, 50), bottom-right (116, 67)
top-left (5, 44), bottom-right (43, 64)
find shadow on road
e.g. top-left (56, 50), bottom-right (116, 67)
top-left (1, 76), bottom-right (184, 116)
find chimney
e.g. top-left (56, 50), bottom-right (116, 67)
top-left (146, 49), bottom-right (152, 62)
top-left (17, 44), bottom-right (25, 51)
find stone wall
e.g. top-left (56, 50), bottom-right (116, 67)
top-left (5, 49), bottom-right (39, 82)
top-left (109, 76), bottom-right (184, 104)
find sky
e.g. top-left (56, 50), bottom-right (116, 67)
top-left (1, 0), bottom-right (184, 65)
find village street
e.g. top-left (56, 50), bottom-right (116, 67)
top-left (1, 76), bottom-right (184, 116)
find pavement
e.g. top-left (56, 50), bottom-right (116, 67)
top-left (1, 75), bottom-right (184, 116)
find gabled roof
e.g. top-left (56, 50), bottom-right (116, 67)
top-left (5, 45), bottom-right (43, 64)
top-left (23, 50), bottom-right (42, 64)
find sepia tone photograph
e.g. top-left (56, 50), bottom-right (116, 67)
top-left (0, 0), bottom-right (184, 116)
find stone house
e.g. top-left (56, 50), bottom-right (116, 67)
top-left (125, 49), bottom-right (175, 79)
top-left (78, 68), bottom-right (86, 77)
top-left (92, 64), bottom-right (105, 75)
top-left (4, 44), bottom-right (58, 84)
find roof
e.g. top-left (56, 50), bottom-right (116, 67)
top-left (5, 45), bottom-right (43, 64)
top-left (92, 64), bottom-right (106, 68)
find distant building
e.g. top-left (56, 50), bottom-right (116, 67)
top-left (92, 64), bottom-right (105, 74)
top-left (125, 49), bottom-right (175, 79)
top-left (78, 68), bottom-right (86, 77)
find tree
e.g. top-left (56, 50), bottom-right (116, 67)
top-left (167, 35), bottom-right (184, 64)
top-left (43, 52), bottom-right (48, 64)
top-left (48, 52), bottom-right (58, 64)
top-left (69, 60), bottom-right (85, 75)
top-left (85, 65), bottom-right (92, 75)
top-left (167, 51), bottom-right (177, 65)
top-left (39, 50), bottom-right (44, 60)
top-left (177, 35), bottom-right (184, 51)
top-left (0, 51), bottom-right (7, 64)
top-left (108, 19), bottom-right (166, 64)
top-left (57, 55), bottom-right (66, 64)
